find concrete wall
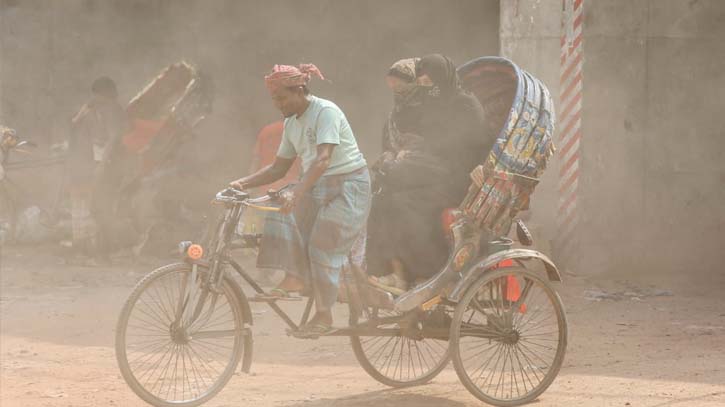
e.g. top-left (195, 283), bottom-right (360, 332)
top-left (0, 0), bottom-right (500, 180)
top-left (499, 0), bottom-right (562, 246)
top-left (4, 0), bottom-right (721, 280)
top-left (499, 0), bottom-right (725, 282)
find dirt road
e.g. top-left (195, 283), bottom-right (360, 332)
top-left (1, 245), bottom-right (724, 406)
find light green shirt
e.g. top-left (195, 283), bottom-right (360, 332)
top-left (277, 95), bottom-right (366, 176)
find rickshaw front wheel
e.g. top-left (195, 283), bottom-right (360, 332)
top-left (115, 263), bottom-right (249, 407)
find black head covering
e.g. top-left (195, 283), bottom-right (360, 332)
top-left (415, 54), bottom-right (460, 98)
top-left (91, 76), bottom-right (118, 98)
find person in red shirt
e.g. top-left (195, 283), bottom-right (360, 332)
top-left (248, 121), bottom-right (300, 191)
top-left (240, 121), bottom-right (300, 235)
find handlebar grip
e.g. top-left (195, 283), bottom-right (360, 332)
top-left (267, 189), bottom-right (280, 200)
top-left (222, 187), bottom-right (246, 198)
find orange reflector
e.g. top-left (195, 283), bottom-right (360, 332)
top-left (504, 275), bottom-right (527, 314)
top-left (187, 244), bottom-right (204, 260)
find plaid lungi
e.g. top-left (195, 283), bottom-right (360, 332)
top-left (257, 167), bottom-right (371, 311)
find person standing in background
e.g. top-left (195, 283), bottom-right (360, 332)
top-left (68, 76), bottom-right (129, 264)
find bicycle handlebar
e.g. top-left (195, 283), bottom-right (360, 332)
top-left (214, 183), bottom-right (295, 211)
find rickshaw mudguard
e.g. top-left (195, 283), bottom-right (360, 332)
top-left (446, 248), bottom-right (561, 303)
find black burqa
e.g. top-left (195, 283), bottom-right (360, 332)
top-left (367, 55), bottom-right (492, 280)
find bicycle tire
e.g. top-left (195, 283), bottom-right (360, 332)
top-left (115, 262), bottom-right (247, 407)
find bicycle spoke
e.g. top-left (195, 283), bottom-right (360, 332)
top-left (511, 343), bottom-right (533, 393)
top-left (466, 341), bottom-right (503, 382)
top-left (133, 342), bottom-right (175, 382)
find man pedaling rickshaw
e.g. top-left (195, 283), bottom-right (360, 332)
top-left (229, 56), bottom-right (497, 335)
top-left (229, 63), bottom-right (371, 338)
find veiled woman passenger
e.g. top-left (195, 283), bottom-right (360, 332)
top-left (367, 55), bottom-right (492, 292)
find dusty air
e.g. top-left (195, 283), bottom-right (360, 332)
top-left (1, 1), bottom-right (723, 406)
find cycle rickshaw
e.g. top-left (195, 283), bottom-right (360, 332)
top-left (115, 57), bottom-right (567, 407)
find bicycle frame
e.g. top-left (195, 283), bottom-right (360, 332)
top-left (181, 187), bottom-right (558, 344)
top-left (181, 188), bottom-right (307, 332)
top-left (180, 188), bottom-right (452, 340)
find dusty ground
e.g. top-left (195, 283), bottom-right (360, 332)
top-left (1, 244), bottom-right (724, 407)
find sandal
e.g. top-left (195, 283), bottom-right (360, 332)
top-left (290, 322), bottom-right (335, 339)
top-left (252, 288), bottom-right (303, 302)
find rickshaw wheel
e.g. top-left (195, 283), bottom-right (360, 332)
top-left (116, 263), bottom-right (248, 407)
top-left (450, 267), bottom-right (567, 406)
top-left (349, 304), bottom-right (451, 388)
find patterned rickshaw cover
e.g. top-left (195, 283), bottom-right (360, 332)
top-left (457, 57), bottom-right (556, 236)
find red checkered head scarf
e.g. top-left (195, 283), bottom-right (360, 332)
top-left (264, 64), bottom-right (325, 93)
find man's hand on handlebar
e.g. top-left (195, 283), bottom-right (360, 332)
top-left (229, 178), bottom-right (246, 191)
top-left (279, 188), bottom-right (300, 214)
top-left (229, 157), bottom-right (295, 193)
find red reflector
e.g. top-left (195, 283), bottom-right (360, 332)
top-left (498, 259), bottom-right (515, 268)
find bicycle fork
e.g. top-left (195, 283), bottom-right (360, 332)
top-left (173, 263), bottom-right (221, 336)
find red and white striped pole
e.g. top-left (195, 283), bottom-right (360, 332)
top-left (556, 0), bottom-right (583, 270)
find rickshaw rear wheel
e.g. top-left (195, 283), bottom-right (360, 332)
top-left (349, 304), bottom-right (451, 388)
top-left (450, 267), bottom-right (567, 406)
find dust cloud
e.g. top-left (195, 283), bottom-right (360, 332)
top-left (0, 0), bottom-right (499, 193)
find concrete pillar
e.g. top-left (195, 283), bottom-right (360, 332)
top-left (499, 0), bottom-right (563, 257)
top-left (499, 0), bottom-right (725, 282)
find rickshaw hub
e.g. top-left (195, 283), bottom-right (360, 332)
top-left (500, 328), bottom-right (520, 345)
top-left (169, 323), bottom-right (191, 345)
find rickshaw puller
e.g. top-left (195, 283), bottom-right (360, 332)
top-left (230, 64), bottom-right (370, 337)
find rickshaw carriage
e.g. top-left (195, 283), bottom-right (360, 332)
top-left (122, 61), bottom-right (213, 181)
top-left (115, 57), bottom-right (567, 407)
top-left (1, 63), bottom-right (212, 246)
top-left (117, 62), bottom-right (213, 242)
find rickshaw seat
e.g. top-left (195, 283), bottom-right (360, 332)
top-left (441, 208), bottom-right (457, 235)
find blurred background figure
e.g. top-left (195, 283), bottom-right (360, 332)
top-left (240, 120), bottom-right (300, 234)
top-left (0, 126), bottom-right (19, 182)
top-left (68, 76), bottom-right (129, 265)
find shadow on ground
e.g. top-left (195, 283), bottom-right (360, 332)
top-left (284, 390), bottom-right (468, 407)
